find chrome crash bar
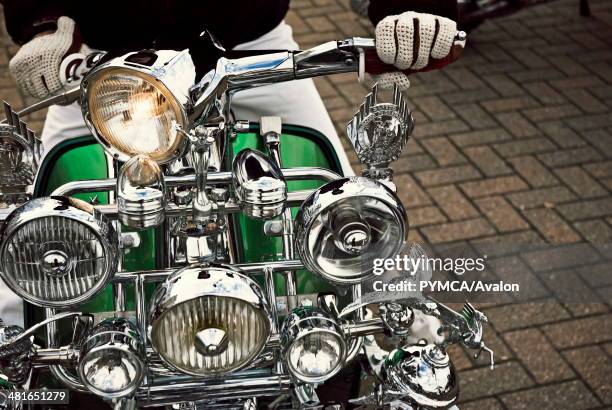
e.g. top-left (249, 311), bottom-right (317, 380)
top-left (43, 262), bottom-right (385, 404)
top-left (50, 167), bottom-right (340, 196)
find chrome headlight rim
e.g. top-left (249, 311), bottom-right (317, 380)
top-left (80, 56), bottom-right (190, 165)
top-left (148, 263), bottom-right (273, 377)
top-left (0, 196), bottom-right (118, 308)
top-left (78, 344), bottom-right (145, 398)
top-left (281, 307), bottom-right (347, 384)
top-left (78, 318), bottom-right (145, 398)
top-left (295, 176), bottom-right (408, 285)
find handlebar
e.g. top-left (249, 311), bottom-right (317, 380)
top-left (3, 34), bottom-right (466, 123)
top-left (191, 33), bottom-right (465, 121)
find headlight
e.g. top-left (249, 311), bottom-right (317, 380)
top-left (78, 317), bottom-right (145, 398)
top-left (149, 264), bottom-right (271, 376)
top-left (81, 50), bottom-right (195, 163)
top-left (295, 177), bottom-right (407, 284)
top-left (280, 306), bottom-right (346, 383)
top-left (0, 197), bottom-right (117, 308)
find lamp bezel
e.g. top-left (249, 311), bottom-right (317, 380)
top-left (295, 176), bottom-right (408, 285)
top-left (280, 306), bottom-right (347, 384)
top-left (0, 196), bottom-right (118, 308)
top-left (80, 50), bottom-right (195, 164)
top-left (148, 263), bottom-right (273, 377)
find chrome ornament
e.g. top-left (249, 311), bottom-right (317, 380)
top-left (380, 303), bottom-right (415, 336)
top-left (382, 341), bottom-right (458, 409)
top-left (0, 102), bottom-right (42, 206)
top-left (0, 321), bottom-right (32, 386)
top-left (346, 84), bottom-right (414, 180)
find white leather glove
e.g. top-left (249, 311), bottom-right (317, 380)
top-left (374, 11), bottom-right (464, 89)
top-left (9, 16), bottom-right (91, 99)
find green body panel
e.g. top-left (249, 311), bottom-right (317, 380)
top-left (229, 129), bottom-right (339, 296)
top-left (28, 125), bottom-right (342, 323)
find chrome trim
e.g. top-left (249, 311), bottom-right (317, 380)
top-left (86, 190), bottom-right (314, 221)
top-left (233, 149), bottom-right (287, 219)
top-left (117, 155), bottom-right (167, 229)
top-left (138, 373), bottom-right (291, 407)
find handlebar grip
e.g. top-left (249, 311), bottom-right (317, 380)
top-left (364, 31), bottom-right (467, 75)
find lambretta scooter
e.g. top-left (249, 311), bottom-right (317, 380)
top-left (0, 32), bottom-right (494, 409)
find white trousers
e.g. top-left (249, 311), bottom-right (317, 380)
top-left (0, 21), bottom-right (353, 327)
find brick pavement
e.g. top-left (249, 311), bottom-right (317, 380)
top-left (1, 0), bottom-right (612, 408)
top-left (288, 0), bottom-right (612, 408)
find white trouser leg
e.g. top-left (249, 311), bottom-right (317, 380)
top-left (231, 21), bottom-right (353, 175)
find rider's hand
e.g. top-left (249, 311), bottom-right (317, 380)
top-left (9, 16), bottom-right (90, 99)
top-left (374, 11), bottom-right (464, 89)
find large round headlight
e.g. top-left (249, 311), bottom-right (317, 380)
top-left (295, 177), bottom-right (407, 285)
top-left (81, 50), bottom-right (195, 163)
top-left (78, 317), bottom-right (145, 398)
top-left (280, 306), bottom-right (346, 383)
top-left (149, 264), bottom-right (271, 376)
top-left (0, 196), bottom-right (118, 307)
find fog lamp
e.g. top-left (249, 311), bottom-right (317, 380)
top-left (280, 306), bottom-right (346, 383)
top-left (233, 149), bottom-right (287, 219)
top-left (117, 154), bottom-right (166, 229)
top-left (295, 177), bottom-right (407, 284)
top-left (81, 50), bottom-right (195, 164)
top-left (78, 317), bottom-right (145, 398)
top-left (149, 264), bottom-right (271, 376)
top-left (0, 197), bottom-right (117, 307)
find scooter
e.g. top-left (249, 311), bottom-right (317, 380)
top-left (0, 33), bottom-right (494, 409)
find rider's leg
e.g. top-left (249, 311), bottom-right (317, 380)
top-left (41, 101), bottom-right (91, 154)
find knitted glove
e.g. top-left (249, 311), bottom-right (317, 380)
top-left (9, 16), bottom-right (90, 99)
top-left (374, 11), bottom-right (464, 90)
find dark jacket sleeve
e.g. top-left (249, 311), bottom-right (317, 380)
top-left (1, 0), bottom-right (71, 44)
top-left (368, 0), bottom-right (459, 25)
